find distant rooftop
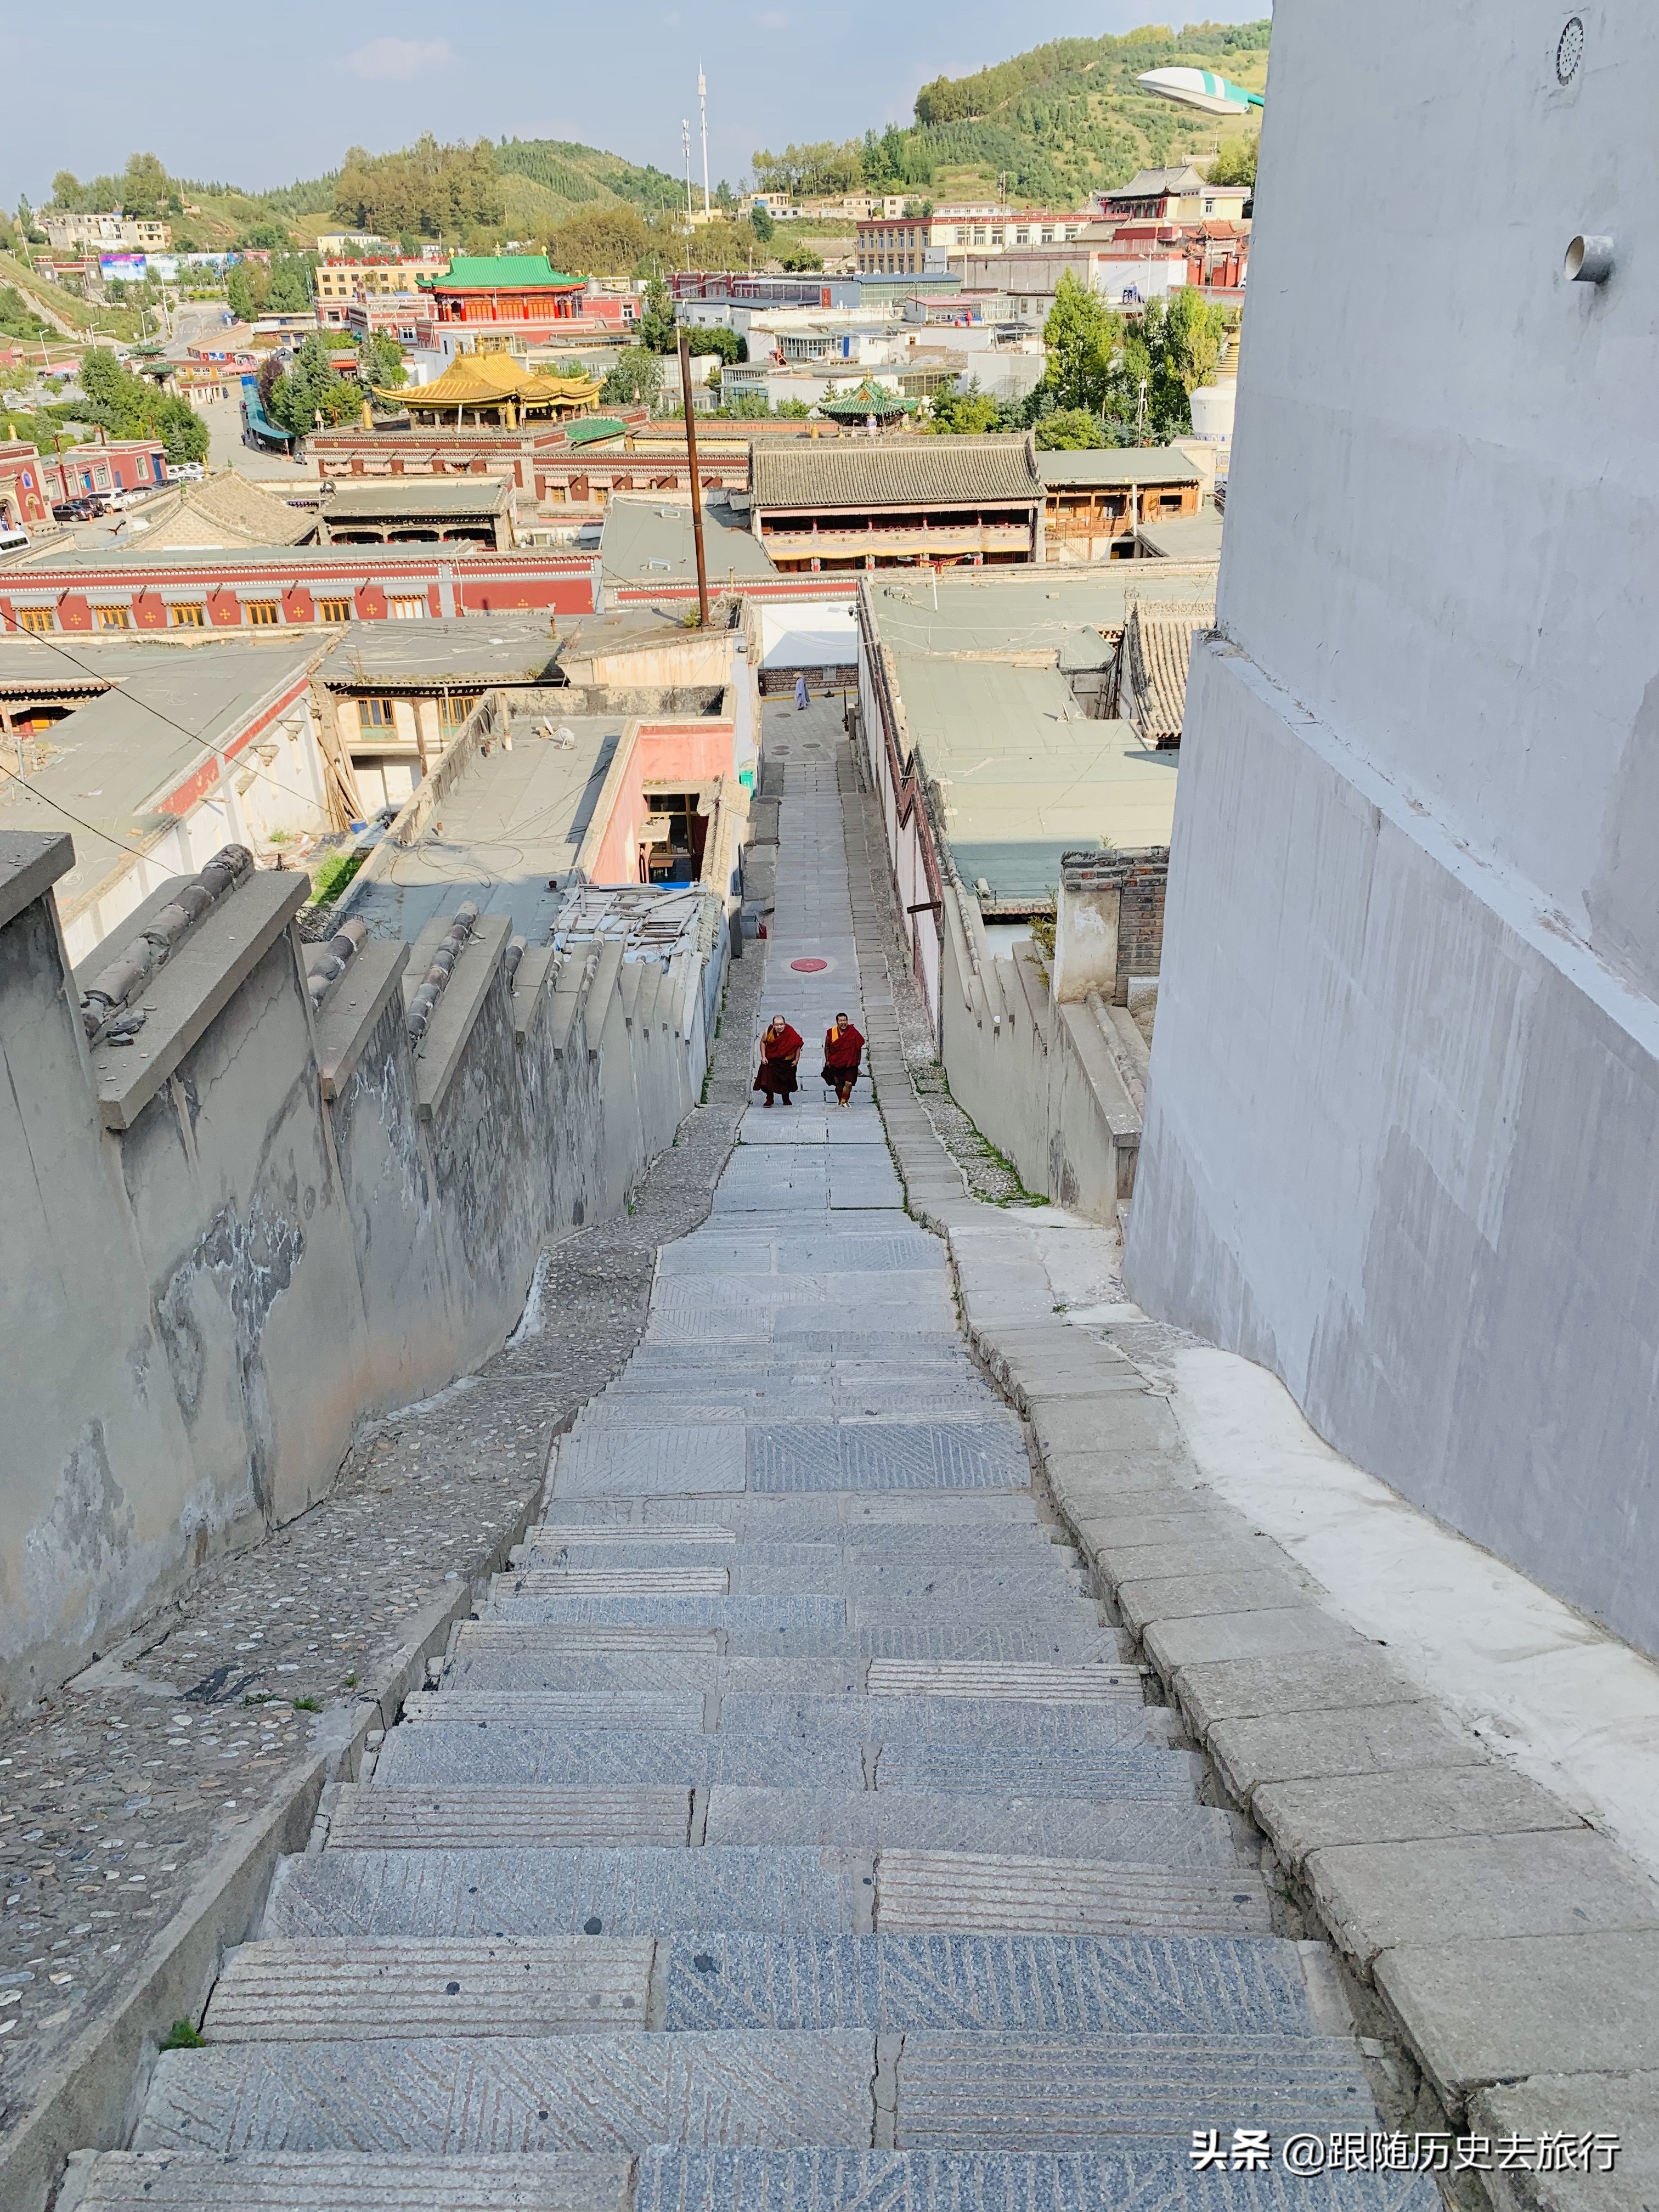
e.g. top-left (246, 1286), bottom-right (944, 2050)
top-left (426, 256), bottom-right (581, 290)
top-left (601, 496), bottom-right (778, 586)
top-left (752, 437), bottom-right (1039, 512)
top-left (1136, 509), bottom-right (1225, 561)
top-left (1038, 446), bottom-right (1203, 490)
top-left (317, 615), bottom-right (561, 690)
top-left (319, 479), bottom-right (510, 522)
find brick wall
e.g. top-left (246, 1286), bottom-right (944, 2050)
top-left (1062, 846), bottom-right (1168, 975)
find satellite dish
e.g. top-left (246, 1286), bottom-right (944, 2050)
top-left (1137, 66), bottom-right (1263, 116)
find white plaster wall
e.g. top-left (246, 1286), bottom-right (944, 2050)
top-left (1127, 0), bottom-right (1659, 1655)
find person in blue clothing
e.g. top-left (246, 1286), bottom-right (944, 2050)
top-left (794, 675), bottom-right (809, 710)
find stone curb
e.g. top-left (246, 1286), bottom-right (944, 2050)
top-left (839, 774), bottom-right (1659, 2207)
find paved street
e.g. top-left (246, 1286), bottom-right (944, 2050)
top-left (69, 706), bottom-right (1425, 2208)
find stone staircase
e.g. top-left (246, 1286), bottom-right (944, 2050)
top-left (65, 719), bottom-right (1432, 2210)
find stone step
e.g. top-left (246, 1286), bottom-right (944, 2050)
top-left (876, 1744), bottom-right (1207, 1802)
top-left (554, 1424), bottom-right (1031, 1499)
top-left (397, 1692), bottom-right (706, 1731)
top-left (62, 2151), bottom-right (633, 2211)
top-left (452, 1616), bottom-right (1133, 1665)
top-left (134, 2032), bottom-right (878, 2156)
top-left (373, 1724), bottom-right (865, 1791)
top-left (499, 1562), bottom-right (1090, 1602)
top-left (523, 1527), bottom-right (1069, 1564)
top-left (203, 1938), bottom-right (656, 2040)
top-left (891, 2032), bottom-right (1380, 2144)
top-left (451, 1623), bottom-right (720, 1656)
top-left (656, 1932), bottom-right (1314, 2034)
top-left (630, 2148), bottom-right (1437, 2211)
top-left (479, 1592), bottom-right (851, 1630)
top-left (703, 1787), bottom-right (1243, 1867)
top-left (443, 1650), bottom-right (863, 1699)
top-left (872, 1852), bottom-right (1271, 1937)
top-left (499, 1568), bottom-right (735, 1596)
top-left (866, 1662), bottom-right (1144, 1701)
top-left (537, 1494), bottom-right (1043, 1532)
top-left (265, 1846), bottom-right (873, 1942)
top-left (710, 1694), bottom-right (1175, 1751)
top-left (327, 1787), bottom-right (694, 1853)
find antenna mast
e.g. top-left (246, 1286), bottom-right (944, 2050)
top-left (698, 66), bottom-right (711, 218)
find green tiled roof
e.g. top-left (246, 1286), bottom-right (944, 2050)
top-left (424, 255), bottom-right (581, 290)
top-left (564, 416), bottom-right (628, 448)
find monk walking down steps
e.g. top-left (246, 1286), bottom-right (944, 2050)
top-left (822, 1011), bottom-right (865, 1106)
top-left (754, 1015), bottom-right (804, 1106)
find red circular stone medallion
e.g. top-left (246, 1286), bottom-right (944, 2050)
top-left (790, 958), bottom-right (828, 972)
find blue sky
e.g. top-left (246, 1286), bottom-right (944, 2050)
top-left (5, 3), bottom-right (1265, 212)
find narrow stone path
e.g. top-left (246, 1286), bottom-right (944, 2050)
top-left (71, 704), bottom-right (1430, 2209)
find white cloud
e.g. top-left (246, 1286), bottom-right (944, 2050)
top-left (346, 36), bottom-right (454, 82)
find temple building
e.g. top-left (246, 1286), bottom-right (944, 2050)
top-left (379, 352), bottom-right (602, 428)
top-left (418, 255), bottom-right (599, 342)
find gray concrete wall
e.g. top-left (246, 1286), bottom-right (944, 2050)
top-left (1126, 4), bottom-right (1659, 1654)
top-left (0, 838), bottom-right (722, 1714)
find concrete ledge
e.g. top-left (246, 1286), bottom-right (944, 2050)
top-left (70, 878), bottom-right (189, 994)
top-left (1144, 1607), bottom-right (1368, 1671)
top-left (0, 830), bottom-right (74, 934)
top-left (410, 914), bottom-right (511, 1121)
top-left (89, 873), bottom-right (309, 1132)
top-left (1471, 2073), bottom-right (1659, 2212)
top-left (1117, 1565), bottom-right (1318, 1632)
top-left (1208, 1702), bottom-right (1489, 1804)
top-left (513, 946), bottom-right (556, 1043)
top-left (314, 941), bottom-right (408, 1101)
top-left (1172, 1649), bottom-right (1421, 1735)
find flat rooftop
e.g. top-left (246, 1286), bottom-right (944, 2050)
top-left (601, 496), bottom-right (778, 586)
top-left (0, 640), bottom-right (317, 917)
top-left (318, 615), bottom-right (561, 689)
top-left (14, 542), bottom-right (516, 574)
top-left (320, 478), bottom-right (511, 522)
top-left (866, 565), bottom-right (1218, 661)
top-left (346, 712), bottom-right (623, 945)
top-left (1136, 509), bottom-right (1225, 561)
top-left (1038, 445), bottom-right (1203, 489)
top-left (895, 651), bottom-right (1178, 907)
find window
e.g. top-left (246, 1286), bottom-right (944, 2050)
top-left (317, 596), bottom-right (354, 623)
top-left (991, 229), bottom-right (1004, 246)
top-left (1015, 227), bottom-right (1030, 245)
top-left (94, 605), bottom-right (131, 630)
top-left (358, 697), bottom-right (397, 729)
top-left (972, 228), bottom-right (986, 245)
top-left (244, 600), bottom-right (280, 625)
top-left (16, 606), bottom-right (52, 634)
top-left (386, 594), bottom-right (427, 620)
top-left (167, 602), bottom-right (205, 627)
top-left (953, 228), bottom-right (967, 245)
top-left (438, 692), bottom-right (479, 729)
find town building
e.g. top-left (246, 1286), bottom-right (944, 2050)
top-left (40, 211), bottom-right (172, 252)
top-left (1094, 166), bottom-right (1251, 225)
top-left (315, 257), bottom-right (444, 306)
top-left (749, 437), bottom-right (1044, 572)
top-left (317, 477), bottom-right (515, 550)
top-left (1039, 449), bottom-right (1206, 563)
top-left (0, 440), bottom-right (54, 531)
top-left (46, 438), bottom-right (170, 505)
top-left (855, 206), bottom-right (1091, 277)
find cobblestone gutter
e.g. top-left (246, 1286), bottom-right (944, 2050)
top-left (0, 935), bottom-right (767, 2212)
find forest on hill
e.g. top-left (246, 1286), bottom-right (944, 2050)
top-left (13, 19), bottom-right (1267, 272)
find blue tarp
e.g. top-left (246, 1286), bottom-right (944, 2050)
top-left (240, 375), bottom-right (295, 451)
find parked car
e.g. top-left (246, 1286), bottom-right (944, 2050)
top-left (170, 461), bottom-right (205, 482)
top-left (0, 524), bottom-right (31, 555)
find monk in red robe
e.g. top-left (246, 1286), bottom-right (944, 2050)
top-left (821, 1012), bottom-right (865, 1107)
top-left (754, 1015), bottom-right (803, 1106)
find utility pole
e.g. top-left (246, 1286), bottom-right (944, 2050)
top-left (682, 121), bottom-right (693, 229)
top-left (699, 66), bottom-right (712, 219)
top-left (678, 328), bottom-right (709, 629)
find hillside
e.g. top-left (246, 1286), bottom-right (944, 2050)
top-left (760, 19), bottom-right (1269, 206)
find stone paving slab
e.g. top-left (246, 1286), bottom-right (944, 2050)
top-left (554, 1431), bottom-right (747, 1497)
top-left (443, 1655), bottom-right (864, 1700)
top-left (134, 2032), bottom-right (879, 2154)
top-left (1207, 1705), bottom-right (1489, 1804)
top-left (67, 2151), bottom-right (636, 2210)
top-left (1248, 1767), bottom-right (1584, 1872)
top-left (373, 1725), bottom-right (864, 1792)
top-left (1117, 1569), bottom-right (1323, 1633)
top-left (398, 1693), bottom-right (707, 1731)
top-left (657, 1933), bottom-right (1316, 2035)
top-left (632, 2146), bottom-right (1439, 2212)
top-left (1304, 1829), bottom-right (1659, 1965)
top-left (1143, 1610), bottom-right (1367, 1672)
top-left (481, 1595), bottom-right (850, 1630)
top-left (1470, 2072), bottom-right (1659, 2212)
top-left (701, 1790), bottom-right (1245, 1867)
top-left (1171, 1652), bottom-right (1421, 1735)
top-left (873, 1853), bottom-right (1271, 1938)
top-left (712, 1694), bottom-right (1173, 1752)
top-left (865, 1662), bottom-right (1142, 1701)
top-left (326, 1788), bottom-right (695, 1853)
top-left (747, 1424), bottom-right (1029, 1493)
top-left (203, 1937), bottom-right (657, 2040)
top-left (265, 1847), bottom-right (872, 1940)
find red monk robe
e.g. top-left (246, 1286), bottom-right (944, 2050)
top-left (754, 1018), bottom-right (804, 1105)
top-left (821, 1015), bottom-right (865, 1105)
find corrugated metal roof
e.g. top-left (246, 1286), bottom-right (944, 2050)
top-left (753, 437), bottom-right (1040, 512)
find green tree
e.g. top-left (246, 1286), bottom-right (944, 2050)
top-left (360, 332), bottom-right (406, 391)
top-left (225, 262), bottom-right (258, 320)
top-left (1035, 408), bottom-right (1108, 449)
top-left (1158, 286), bottom-right (1227, 396)
top-left (695, 326), bottom-right (746, 366)
top-left (1041, 270), bottom-right (1124, 413)
top-left (120, 153), bottom-right (172, 219)
top-left (268, 333), bottom-right (360, 436)
top-left (749, 204), bottom-right (775, 243)
top-left (547, 205), bottom-right (654, 279)
top-left (635, 275), bottom-right (677, 354)
top-left (153, 394), bottom-right (209, 465)
top-left (714, 179), bottom-right (736, 215)
top-left (264, 255), bottom-right (312, 312)
top-left (777, 245), bottom-right (823, 273)
top-left (1204, 139), bottom-right (1257, 188)
top-left (600, 346), bottom-right (665, 409)
top-left (924, 375), bottom-right (1006, 435)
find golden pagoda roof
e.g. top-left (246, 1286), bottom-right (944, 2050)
top-left (380, 355), bottom-right (601, 413)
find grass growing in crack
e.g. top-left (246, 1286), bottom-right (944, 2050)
top-left (159, 2019), bottom-right (206, 2050)
top-left (291, 1696), bottom-right (322, 1713)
